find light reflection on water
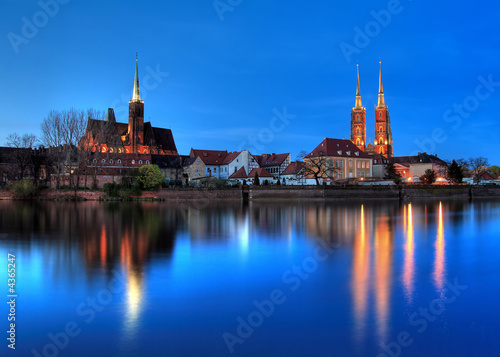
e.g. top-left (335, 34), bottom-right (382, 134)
top-left (1, 199), bottom-right (500, 356)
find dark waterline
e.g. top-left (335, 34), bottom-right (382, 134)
top-left (1, 199), bottom-right (499, 357)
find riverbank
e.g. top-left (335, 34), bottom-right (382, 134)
top-left (1, 185), bottom-right (500, 201)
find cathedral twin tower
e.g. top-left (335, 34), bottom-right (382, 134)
top-left (350, 63), bottom-right (393, 158)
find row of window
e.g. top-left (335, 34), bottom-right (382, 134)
top-left (92, 159), bottom-right (149, 165)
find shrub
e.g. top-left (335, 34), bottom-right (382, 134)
top-left (9, 180), bottom-right (38, 199)
top-left (103, 182), bottom-right (120, 197)
top-left (138, 165), bottom-right (163, 190)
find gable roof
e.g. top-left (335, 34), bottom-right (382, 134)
top-left (305, 138), bottom-right (371, 159)
top-left (255, 153), bottom-right (290, 167)
top-left (191, 149), bottom-right (228, 165)
top-left (222, 151), bottom-right (241, 164)
top-left (281, 161), bottom-right (305, 175)
top-left (248, 168), bottom-right (274, 178)
top-left (229, 166), bottom-right (247, 179)
top-left (390, 152), bottom-right (447, 166)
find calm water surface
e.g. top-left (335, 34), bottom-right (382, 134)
top-left (1, 199), bottom-right (500, 356)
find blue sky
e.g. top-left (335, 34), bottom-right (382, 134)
top-left (1, 0), bottom-right (499, 164)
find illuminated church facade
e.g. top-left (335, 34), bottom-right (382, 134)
top-left (82, 57), bottom-right (178, 156)
top-left (350, 63), bottom-right (393, 158)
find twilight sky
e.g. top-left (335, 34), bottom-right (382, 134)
top-left (1, 0), bottom-right (499, 164)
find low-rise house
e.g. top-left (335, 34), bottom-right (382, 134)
top-left (248, 168), bottom-right (274, 185)
top-left (253, 153), bottom-right (290, 178)
top-left (373, 152), bottom-right (448, 179)
top-left (189, 149), bottom-right (228, 178)
top-left (281, 161), bottom-right (306, 185)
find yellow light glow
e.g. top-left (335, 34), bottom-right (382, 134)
top-left (403, 204), bottom-right (415, 303)
top-left (433, 202), bottom-right (445, 292)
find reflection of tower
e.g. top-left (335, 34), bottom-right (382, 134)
top-left (433, 202), bottom-right (445, 293)
top-left (128, 54), bottom-right (145, 153)
top-left (351, 65), bottom-right (366, 151)
top-left (403, 204), bottom-right (415, 303)
top-left (374, 62), bottom-right (393, 157)
top-left (374, 215), bottom-right (392, 341)
top-left (352, 205), bottom-right (370, 341)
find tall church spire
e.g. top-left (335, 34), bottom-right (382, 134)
top-left (355, 64), bottom-right (362, 109)
top-left (132, 53), bottom-right (141, 102)
top-left (377, 61), bottom-right (385, 108)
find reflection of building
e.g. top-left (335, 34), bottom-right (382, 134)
top-left (372, 152), bottom-right (448, 180)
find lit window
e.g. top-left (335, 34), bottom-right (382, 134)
top-left (357, 161), bottom-right (361, 169)
top-left (132, 160), bottom-right (135, 164)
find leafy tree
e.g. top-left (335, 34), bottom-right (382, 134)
top-left (8, 180), bottom-right (38, 199)
top-left (447, 160), bottom-right (464, 183)
top-left (138, 165), bottom-right (163, 190)
top-left (420, 169), bottom-right (436, 184)
top-left (253, 172), bottom-right (260, 186)
top-left (489, 165), bottom-right (500, 178)
top-left (384, 163), bottom-right (401, 184)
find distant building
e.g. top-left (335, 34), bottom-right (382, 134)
top-left (373, 152), bottom-right (448, 180)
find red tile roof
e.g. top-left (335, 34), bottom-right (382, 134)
top-left (254, 153), bottom-right (290, 167)
top-left (305, 138), bottom-right (371, 159)
top-left (281, 161), bottom-right (305, 175)
top-left (191, 149), bottom-right (228, 165)
top-left (248, 168), bottom-right (274, 178)
top-left (229, 166), bottom-right (247, 179)
top-left (222, 151), bottom-right (241, 164)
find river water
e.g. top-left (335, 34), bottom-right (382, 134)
top-left (0, 199), bottom-right (499, 356)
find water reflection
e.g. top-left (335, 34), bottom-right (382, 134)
top-left (1, 199), bottom-right (499, 356)
top-left (434, 202), bottom-right (446, 293)
top-left (403, 203), bottom-right (415, 303)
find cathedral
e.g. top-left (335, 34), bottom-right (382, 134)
top-left (350, 63), bottom-right (393, 158)
top-left (82, 56), bottom-right (178, 156)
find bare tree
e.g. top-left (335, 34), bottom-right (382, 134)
top-left (468, 156), bottom-right (489, 183)
top-left (297, 150), bottom-right (338, 186)
top-left (6, 132), bottom-right (38, 179)
top-left (41, 110), bottom-right (66, 188)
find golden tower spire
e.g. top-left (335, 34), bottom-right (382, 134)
top-left (377, 61), bottom-right (385, 108)
top-left (132, 53), bottom-right (141, 102)
top-left (355, 64), bottom-right (362, 109)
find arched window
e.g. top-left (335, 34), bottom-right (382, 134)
top-left (146, 160), bottom-right (149, 165)
top-left (117, 159), bottom-right (121, 164)
top-left (110, 159), bottom-right (114, 164)
top-left (379, 138), bottom-right (383, 145)
top-left (101, 159), bottom-right (105, 164)
top-left (356, 139), bottom-right (360, 146)
top-left (139, 160), bottom-right (143, 165)
top-left (356, 129), bottom-right (360, 135)
top-left (379, 112), bottom-right (382, 118)
top-left (356, 115), bottom-right (359, 122)
top-left (93, 159), bottom-right (97, 163)
top-left (379, 127), bottom-right (383, 133)
top-left (132, 160), bottom-right (135, 164)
